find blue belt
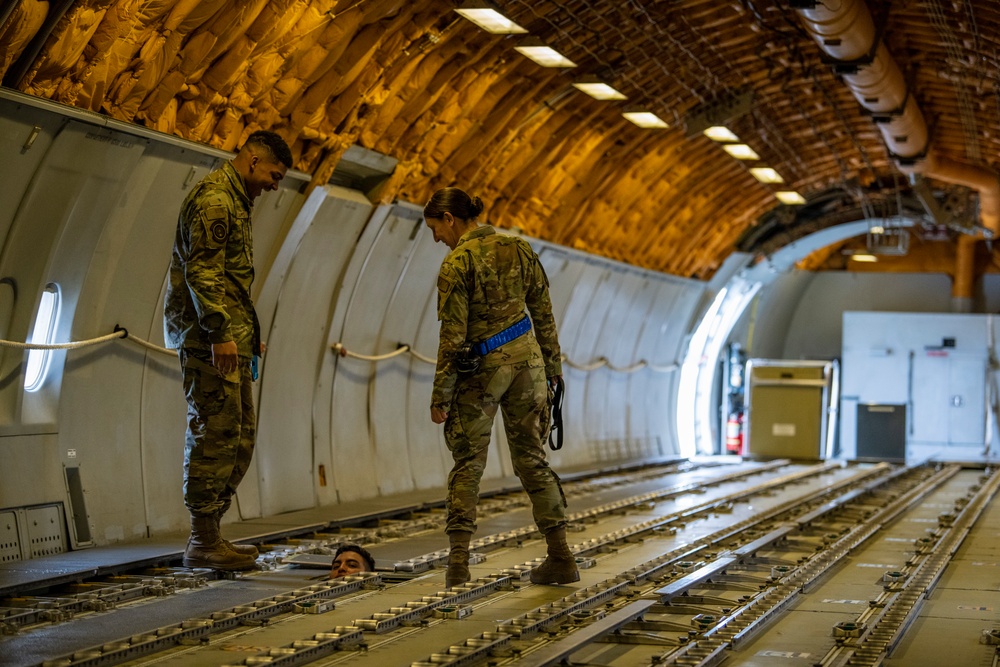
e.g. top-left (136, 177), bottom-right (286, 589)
top-left (472, 316), bottom-right (532, 356)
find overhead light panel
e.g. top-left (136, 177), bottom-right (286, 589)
top-left (623, 111), bottom-right (669, 128)
top-left (749, 167), bottom-right (784, 184)
top-left (572, 81), bottom-right (626, 100)
top-left (775, 191), bottom-right (806, 205)
top-left (514, 44), bottom-right (576, 67)
top-left (454, 5), bottom-right (527, 34)
top-left (850, 254), bottom-right (878, 262)
top-left (722, 144), bottom-right (760, 160)
top-left (703, 126), bottom-right (740, 142)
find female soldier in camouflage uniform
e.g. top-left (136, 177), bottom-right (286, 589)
top-left (424, 187), bottom-right (579, 587)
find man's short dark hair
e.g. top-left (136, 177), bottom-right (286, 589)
top-left (243, 130), bottom-right (293, 168)
top-left (334, 543), bottom-right (375, 571)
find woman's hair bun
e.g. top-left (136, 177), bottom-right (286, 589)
top-left (470, 195), bottom-right (485, 218)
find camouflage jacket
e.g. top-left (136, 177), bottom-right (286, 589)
top-left (164, 161), bottom-right (258, 358)
top-left (432, 226), bottom-right (562, 410)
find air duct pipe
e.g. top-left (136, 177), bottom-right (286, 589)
top-left (796, 3), bottom-right (928, 159)
top-left (796, 0), bottom-right (1000, 310)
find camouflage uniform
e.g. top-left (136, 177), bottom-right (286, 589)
top-left (433, 226), bottom-right (567, 535)
top-left (164, 161), bottom-right (260, 519)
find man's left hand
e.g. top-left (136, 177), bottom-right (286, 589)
top-left (431, 406), bottom-right (448, 424)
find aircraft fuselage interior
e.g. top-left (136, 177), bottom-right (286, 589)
top-left (3, 2), bottom-right (1000, 666)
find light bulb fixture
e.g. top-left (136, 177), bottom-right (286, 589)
top-left (749, 167), bottom-right (784, 184)
top-left (454, 3), bottom-right (527, 34)
top-left (572, 81), bottom-right (626, 100)
top-left (622, 111), bottom-right (669, 128)
top-left (703, 126), bottom-right (740, 142)
top-left (722, 144), bottom-right (760, 160)
top-left (850, 254), bottom-right (878, 262)
top-left (514, 41), bottom-right (576, 67)
top-left (775, 191), bottom-right (806, 205)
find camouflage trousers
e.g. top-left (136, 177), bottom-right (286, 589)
top-left (444, 359), bottom-right (567, 535)
top-left (180, 348), bottom-right (256, 518)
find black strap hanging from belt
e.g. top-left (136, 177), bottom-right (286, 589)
top-left (548, 376), bottom-right (565, 451)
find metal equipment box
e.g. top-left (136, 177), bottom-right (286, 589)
top-left (856, 403), bottom-right (906, 461)
top-left (745, 360), bottom-right (838, 460)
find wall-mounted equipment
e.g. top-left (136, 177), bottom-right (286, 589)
top-left (856, 403), bottom-right (906, 461)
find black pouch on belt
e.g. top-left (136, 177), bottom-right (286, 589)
top-left (455, 344), bottom-right (482, 374)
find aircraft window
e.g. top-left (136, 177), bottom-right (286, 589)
top-left (24, 283), bottom-right (60, 392)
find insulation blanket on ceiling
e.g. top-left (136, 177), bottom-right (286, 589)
top-left (21, 1), bottom-right (112, 97)
top-left (0, 1), bottom-right (49, 78)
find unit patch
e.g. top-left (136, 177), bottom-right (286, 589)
top-left (203, 203), bottom-right (229, 245)
top-left (211, 222), bottom-right (228, 242)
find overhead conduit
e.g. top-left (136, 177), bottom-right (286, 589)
top-left (795, 0), bottom-right (1000, 311)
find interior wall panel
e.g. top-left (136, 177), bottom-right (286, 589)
top-left (403, 289), bottom-right (456, 490)
top-left (0, 122), bottom-right (145, 429)
top-left (233, 180), bottom-right (326, 519)
top-left (578, 270), bottom-right (630, 461)
top-left (139, 271), bottom-right (187, 534)
top-left (248, 183), bottom-right (309, 293)
top-left (313, 207), bottom-right (388, 508)
top-left (255, 188), bottom-right (374, 516)
top-left (543, 261), bottom-right (607, 466)
top-left (536, 247), bottom-right (580, 324)
top-left (0, 124), bottom-right (147, 546)
top-left (0, 102), bottom-right (62, 255)
top-left (640, 282), bottom-right (703, 456)
top-left (370, 225), bottom-right (452, 495)
top-left (566, 266), bottom-right (619, 466)
top-left (609, 277), bottom-right (659, 457)
top-left (336, 203), bottom-right (427, 498)
top-left (59, 148), bottom-right (192, 541)
top-left (254, 186), bottom-right (331, 344)
top-left (614, 275), bottom-right (669, 459)
top-left (621, 283), bottom-right (668, 458)
top-left (0, 434), bottom-right (62, 509)
top-left (323, 204), bottom-right (418, 503)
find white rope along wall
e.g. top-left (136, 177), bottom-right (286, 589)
top-left (0, 326), bottom-right (176, 356)
top-left (330, 342), bottom-right (678, 374)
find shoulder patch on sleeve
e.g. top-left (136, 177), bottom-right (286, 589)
top-left (437, 261), bottom-right (464, 319)
top-left (210, 222), bottom-right (228, 243)
top-left (437, 273), bottom-right (455, 319)
top-left (202, 203), bottom-right (230, 245)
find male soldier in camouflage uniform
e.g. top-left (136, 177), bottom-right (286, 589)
top-left (164, 131), bottom-right (292, 570)
top-left (424, 187), bottom-right (579, 588)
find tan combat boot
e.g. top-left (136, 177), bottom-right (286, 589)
top-left (183, 515), bottom-right (257, 570)
top-left (445, 531), bottom-right (473, 588)
top-left (530, 526), bottom-right (580, 585)
top-left (214, 512), bottom-right (259, 557)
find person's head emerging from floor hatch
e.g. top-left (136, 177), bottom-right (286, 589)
top-left (329, 544), bottom-right (375, 579)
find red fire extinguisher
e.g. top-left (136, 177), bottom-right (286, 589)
top-left (725, 412), bottom-right (744, 455)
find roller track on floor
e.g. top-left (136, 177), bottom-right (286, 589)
top-left (3, 459), bottom-right (999, 667)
